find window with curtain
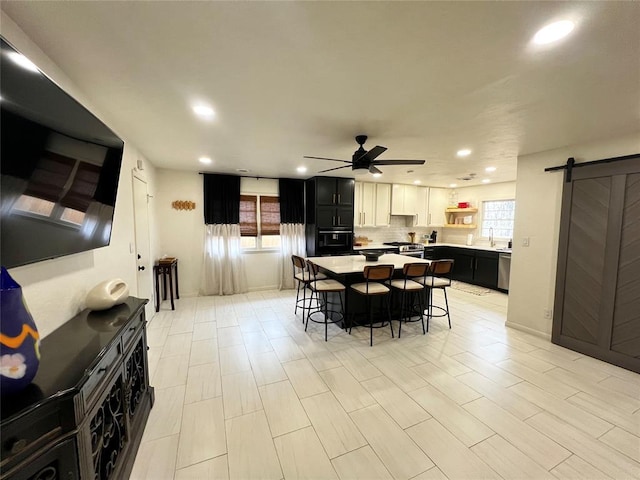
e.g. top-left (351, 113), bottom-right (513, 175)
top-left (481, 199), bottom-right (516, 239)
top-left (240, 194), bottom-right (281, 249)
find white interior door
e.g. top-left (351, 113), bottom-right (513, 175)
top-left (132, 174), bottom-right (153, 315)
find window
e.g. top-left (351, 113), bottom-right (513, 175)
top-left (481, 199), bottom-right (515, 239)
top-left (240, 194), bottom-right (281, 249)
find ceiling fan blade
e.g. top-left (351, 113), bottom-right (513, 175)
top-left (355, 145), bottom-right (387, 162)
top-left (369, 165), bottom-right (382, 175)
top-left (372, 159), bottom-right (426, 166)
top-left (304, 156), bottom-right (352, 164)
top-left (318, 165), bottom-right (352, 173)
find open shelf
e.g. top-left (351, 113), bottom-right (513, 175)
top-left (443, 224), bottom-right (477, 229)
top-left (445, 207), bottom-right (478, 213)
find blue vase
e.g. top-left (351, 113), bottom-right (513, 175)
top-left (0, 266), bottom-right (40, 396)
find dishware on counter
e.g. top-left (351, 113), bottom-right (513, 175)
top-left (359, 250), bottom-right (386, 262)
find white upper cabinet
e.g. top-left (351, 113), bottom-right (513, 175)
top-left (391, 184), bottom-right (418, 215)
top-left (414, 186), bottom-right (429, 226)
top-left (428, 187), bottom-right (449, 226)
top-left (354, 181), bottom-right (378, 227)
top-left (374, 183), bottom-right (391, 226)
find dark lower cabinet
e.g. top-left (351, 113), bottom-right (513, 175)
top-left (0, 297), bottom-right (154, 480)
top-left (448, 249), bottom-right (475, 283)
top-left (474, 252), bottom-right (499, 289)
top-left (433, 246), bottom-right (499, 289)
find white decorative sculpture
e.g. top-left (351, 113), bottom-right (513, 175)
top-left (86, 279), bottom-right (129, 311)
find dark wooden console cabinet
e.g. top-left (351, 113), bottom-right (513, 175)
top-left (0, 297), bottom-right (154, 480)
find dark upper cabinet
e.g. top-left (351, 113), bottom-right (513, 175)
top-left (316, 177), bottom-right (354, 206)
top-left (316, 206), bottom-right (354, 229)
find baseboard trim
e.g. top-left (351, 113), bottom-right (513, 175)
top-left (505, 321), bottom-right (552, 341)
top-left (248, 285), bottom-right (280, 292)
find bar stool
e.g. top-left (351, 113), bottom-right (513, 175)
top-left (389, 262), bottom-right (429, 338)
top-left (418, 259), bottom-right (454, 331)
top-left (306, 260), bottom-right (346, 341)
top-left (350, 264), bottom-right (395, 346)
top-left (291, 255), bottom-right (325, 322)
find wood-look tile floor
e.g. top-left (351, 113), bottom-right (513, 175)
top-left (131, 287), bottom-right (640, 480)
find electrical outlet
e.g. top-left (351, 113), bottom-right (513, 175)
top-left (544, 309), bottom-right (552, 319)
top-left (522, 237), bottom-right (530, 247)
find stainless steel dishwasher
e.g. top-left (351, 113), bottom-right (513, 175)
top-left (498, 253), bottom-right (511, 290)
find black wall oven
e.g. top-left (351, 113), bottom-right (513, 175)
top-left (316, 229), bottom-right (353, 256)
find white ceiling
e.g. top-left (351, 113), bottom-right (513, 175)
top-left (2, 1), bottom-right (639, 187)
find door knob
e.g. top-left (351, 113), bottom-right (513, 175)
top-left (138, 265), bottom-right (145, 271)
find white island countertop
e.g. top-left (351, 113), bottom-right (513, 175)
top-left (307, 253), bottom-right (430, 275)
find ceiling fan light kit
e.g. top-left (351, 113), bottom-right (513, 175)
top-left (305, 135), bottom-right (426, 175)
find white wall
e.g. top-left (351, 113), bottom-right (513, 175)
top-left (2, 12), bottom-right (160, 336)
top-left (441, 182), bottom-right (516, 246)
top-left (507, 133), bottom-right (640, 338)
top-left (154, 172), bottom-right (281, 295)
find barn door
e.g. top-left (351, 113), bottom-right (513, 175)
top-left (552, 158), bottom-right (640, 373)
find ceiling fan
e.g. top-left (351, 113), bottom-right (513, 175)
top-left (304, 135), bottom-right (426, 175)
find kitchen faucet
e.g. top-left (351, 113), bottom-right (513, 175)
top-left (489, 227), bottom-right (495, 247)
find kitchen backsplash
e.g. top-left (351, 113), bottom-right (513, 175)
top-left (354, 215), bottom-right (440, 243)
top-left (355, 215), bottom-right (508, 248)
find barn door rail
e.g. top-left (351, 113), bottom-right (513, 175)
top-left (545, 153), bottom-right (640, 182)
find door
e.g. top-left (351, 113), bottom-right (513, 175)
top-left (428, 187), bottom-right (449, 226)
top-left (375, 183), bottom-right (391, 226)
top-left (336, 178), bottom-right (354, 206)
top-left (361, 182), bottom-right (376, 227)
top-left (132, 174), bottom-right (153, 316)
top-left (474, 252), bottom-right (499, 288)
top-left (316, 177), bottom-right (336, 205)
top-left (553, 157), bottom-right (640, 373)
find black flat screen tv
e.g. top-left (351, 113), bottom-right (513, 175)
top-left (1, 38), bottom-right (124, 269)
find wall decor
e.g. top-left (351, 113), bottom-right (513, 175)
top-left (86, 278), bottom-right (129, 311)
top-left (172, 200), bottom-right (196, 211)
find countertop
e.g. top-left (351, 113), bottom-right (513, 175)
top-left (307, 253), bottom-right (430, 274)
top-left (353, 243), bottom-right (511, 253)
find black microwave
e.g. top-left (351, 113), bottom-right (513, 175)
top-left (317, 229), bottom-right (353, 254)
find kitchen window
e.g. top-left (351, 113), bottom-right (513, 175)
top-left (481, 199), bottom-right (515, 239)
top-left (240, 194), bottom-right (281, 249)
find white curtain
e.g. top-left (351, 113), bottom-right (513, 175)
top-left (279, 223), bottom-right (306, 290)
top-left (201, 224), bottom-right (248, 295)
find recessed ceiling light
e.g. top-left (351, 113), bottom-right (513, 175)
top-left (7, 52), bottom-right (39, 73)
top-left (482, 179), bottom-right (491, 184)
top-left (457, 149), bottom-right (472, 157)
top-left (192, 104), bottom-right (215, 118)
top-left (199, 156), bottom-right (212, 164)
top-left (372, 173), bottom-right (382, 178)
top-left (236, 168), bottom-right (250, 173)
top-left (449, 183), bottom-right (457, 188)
top-left (413, 180), bottom-right (421, 185)
top-left (533, 20), bottom-right (575, 45)
top-left (296, 166), bottom-right (307, 173)
top-left (485, 166), bottom-right (496, 172)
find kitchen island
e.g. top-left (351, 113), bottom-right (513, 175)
top-left (306, 253), bottom-right (432, 328)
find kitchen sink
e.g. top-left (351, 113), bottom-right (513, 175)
top-left (496, 248), bottom-right (512, 252)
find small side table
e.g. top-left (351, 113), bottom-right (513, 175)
top-left (154, 258), bottom-right (180, 312)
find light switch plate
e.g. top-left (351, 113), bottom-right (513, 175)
top-left (522, 237), bottom-right (530, 247)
